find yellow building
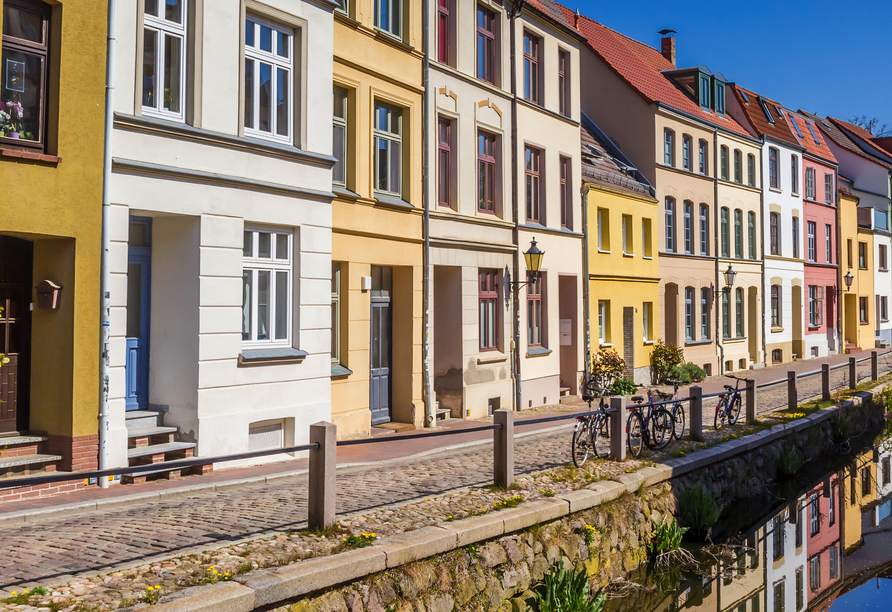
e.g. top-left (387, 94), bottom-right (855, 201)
top-left (841, 452), bottom-right (878, 553)
top-left (0, 0), bottom-right (106, 478)
top-left (330, 0), bottom-right (424, 436)
top-left (840, 178), bottom-right (875, 352)
top-left (582, 115), bottom-right (659, 383)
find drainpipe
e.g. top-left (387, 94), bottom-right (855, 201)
top-left (98, 0), bottom-right (117, 487)
top-left (836, 172), bottom-right (842, 354)
top-left (421, 0), bottom-right (434, 426)
top-left (760, 139), bottom-right (767, 367)
top-left (509, 0), bottom-right (524, 412)
top-left (714, 129), bottom-right (725, 374)
top-left (581, 185), bottom-right (592, 377)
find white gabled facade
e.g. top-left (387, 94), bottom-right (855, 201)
top-left (107, 0), bottom-right (335, 469)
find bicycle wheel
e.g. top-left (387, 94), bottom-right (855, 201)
top-left (572, 419), bottom-right (592, 467)
top-left (627, 412), bottom-right (644, 458)
top-left (671, 402), bottom-right (686, 440)
top-left (593, 413), bottom-right (611, 459)
top-left (714, 398), bottom-right (726, 430)
top-left (729, 394), bottom-right (742, 425)
top-left (649, 408), bottom-right (673, 450)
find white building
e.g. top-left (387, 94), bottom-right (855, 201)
top-left (107, 0), bottom-right (336, 476)
top-left (764, 504), bottom-right (808, 612)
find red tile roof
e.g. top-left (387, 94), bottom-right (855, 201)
top-left (727, 84), bottom-right (800, 147)
top-left (787, 110), bottom-right (836, 165)
top-left (568, 12), bottom-right (750, 137)
top-left (804, 111), bottom-right (892, 170)
top-left (873, 137), bottom-right (892, 155)
top-left (830, 117), bottom-right (892, 165)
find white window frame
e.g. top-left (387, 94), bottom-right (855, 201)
top-left (242, 227), bottom-right (293, 348)
top-left (374, 102), bottom-right (403, 197)
top-left (331, 262), bottom-right (341, 363)
top-left (643, 302), bottom-right (652, 342)
top-left (142, 0), bottom-right (187, 121)
top-left (244, 15), bottom-right (294, 143)
top-left (333, 87), bottom-right (348, 186)
top-left (598, 300), bottom-right (609, 344)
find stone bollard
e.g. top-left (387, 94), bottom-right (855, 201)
top-left (849, 357), bottom-right (857, 390)
top-left (308, 421), bottom-right (337, 530)
top-left (822, 364), bottom-right (831, 401)
top-left (787, 371), bottom-right (798, 411)
top-left (493, 409), bottom-right (514, 488)
top-left (690, 386), bottom-right (703, 442)
top-left (745, 378), bottom-right (757, 424)
top-left (609, 396), bottom-right (626, 461)
top-left (872, 350), bottom-right (879, 381)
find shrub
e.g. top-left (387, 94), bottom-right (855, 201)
top-left (779, 445), bottom-right (803, 476)
top-left (590, 348), bottom-right (625, 391)
top-left (834, 412), bottom-right (855, 443)
top-left (611, 378), bottom-right (638, 396)
top-left (650, 339), bottom-right (685, 384)
top-left (671, 363), bottom-right (707, 385)
top-left (534, 563), bottom-right (605, 612)
top-left (679, 481), bottom-right (723, 540)
top-left (649, 517), bottom-right (688, 555)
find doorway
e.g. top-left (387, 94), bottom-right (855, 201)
top-left (433, 266), bottom-right (462, 417)
top-left (369, 266), bottom-right (392, 425)
top-left (125, 218), bottom-right (152, 411)
top-left (792, 284), bottom-right (803, 358)
top-left (558, 276), bottom-right (578, 394)
top-left (0, 236), bottom-right (33, 434)
top-left (748, 287), bottom-right (759, 364)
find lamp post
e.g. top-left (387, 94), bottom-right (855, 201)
top-left (723, 264), bottom-right (737, 291)
top-left (505, 239), bottom-right (545, 412)
top-left (844, 271), bottom-right (854, 291)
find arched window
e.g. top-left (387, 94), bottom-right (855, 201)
top-left (734, 149), bottom-right (742, 183)
top-left (664, 129), bottom-right (675, 166)
top-left (683, 201), bottom-right (693, 254)
top-left (748, 211), bottom-right (757, 259)
top-left (770, 212), bottom-right (780, 255)
top-left (685, 286), bottom-right (694, 340)
top-left (747, 154), bottom-right (756, 186)
top-left (699, 204), bottom-right (709, 255)
top-left (665, 197), bottom-right (675, 252)
top-left (720, 145), bottom-right (729, 180)
top-left (771, 284), bottom-right (781, 327)
top-left (734, 209), bottom-right (743, 259)
top-left (721, 207), bottom-right (730, 257)
top-left (736, 287), bottom-right (744, 337)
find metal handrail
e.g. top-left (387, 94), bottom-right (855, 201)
top-left (336, 423), bottom-right (501, 446)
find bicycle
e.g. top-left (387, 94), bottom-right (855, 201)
top-left (626, 388), bottom-right (675, 458)
top-left (660, 378), bottom-right (686, 441)
top-left (571, 376), bottom-right (613, 467)
top-left (714, 375), bottom-right (743, 429)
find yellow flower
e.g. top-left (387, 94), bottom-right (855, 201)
top-left (11, 591), bottom-right (16, 595)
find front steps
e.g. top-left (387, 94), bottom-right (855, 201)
top-left (0, 436), bottom-right (62, 481)
top-left (123, 411), bottom-right (211, 484)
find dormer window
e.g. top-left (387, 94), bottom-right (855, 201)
top-left (714, 82), bottom-right (725, 114)
top-left (740, 90), bottom-right (750, 104)
top-left (699, 74), bottom-right (711, 108)
top-left (759, 98), bottom-right (775, 124)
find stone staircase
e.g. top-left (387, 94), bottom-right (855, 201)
top-left (845, 342), bottom-right (861, 354)
top-left (0, 435), bottom-right (63, 482)
top-left (124, 411), bottom-right (211, 484)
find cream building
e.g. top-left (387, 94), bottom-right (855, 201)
top-left (107, 0), bottom-right (336, 474)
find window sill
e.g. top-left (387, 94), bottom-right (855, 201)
top-left (769, 187), bottom-right (783, 194)
top-left (1, 147), bottom-right (60, 164)
top-left (331, 363), bottom-right (353, 377)
top-left (623, 252), bottom-right (635, 258)
top-left (239, 347), bottom-right (308, 367)
top-left (333, 185), bottom-right (360, 199)
top-left (771, 326), bottom-right (784, 333)
top-left (598, 249), bottom-right (611, 254)
top-left (685, 339), bottom-right (712, 346)
top-left (644, 340), bottom-right (655, 345)
top-left (808, 326), bottom-right (822, 331)
top-left (860, 321), bottom-right (870, 325)
top-left (723, 337), bottom-right (746, 344)
top-left (643, 255), bottom-right (653, 260)
top-left (477, 351), bottom-right (508, 365)
top-left (374, 193), bottom-right (414, 210)
top-left (526, 346), bottom-right (552, 357)
top-left (880, 268), bottom-right (890, 273)
top-left (598, 342), bottom-right (614, 348)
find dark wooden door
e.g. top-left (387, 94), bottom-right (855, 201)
top-left (369, 266), bottom-right (392, 425)
top-left (0, 237), bottom-right (33, 435)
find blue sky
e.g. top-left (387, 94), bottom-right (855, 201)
top-left (576, 0), bottom-right (892, 133)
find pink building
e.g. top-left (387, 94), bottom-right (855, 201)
top-left (804, 475), bottom-right (842, 603)
top-left (789, 110), bottom-right (840, 357)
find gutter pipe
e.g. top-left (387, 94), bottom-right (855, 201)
top-left (421, 0), bottom-right (434, 426)
top-left (581, 184), bottom-right (592, 379)
top-left (509, 0), bottom-right (525, 412)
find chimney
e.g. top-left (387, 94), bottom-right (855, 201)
top-left (661, 34), bottom-right (676, 67)
top-left (574, 7), bottom-right (580, 30)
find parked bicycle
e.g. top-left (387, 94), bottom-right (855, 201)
top-left (660, 378), bottom-right (686, 441)
top-left (571, 375), bottom-right (613, 467)
top-left (714, 375), bottom-right (744, 429)
top-left (626, 388), bottom-right (675, 458)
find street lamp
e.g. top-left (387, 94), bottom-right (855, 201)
top-left (504, 238), bottom-right (546, 308)
top-left (723, 264), bottom-right (737, 291)
top-left (844, 271), bottom-right (854, 291)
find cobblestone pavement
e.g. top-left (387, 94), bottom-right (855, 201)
top-left (0, 427), bottom-right (574, 590)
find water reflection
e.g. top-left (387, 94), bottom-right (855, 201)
top-left (611, 436), bottom-right (892, 612)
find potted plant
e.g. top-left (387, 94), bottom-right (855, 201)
top-left (3, 100), bottom-right (24, 138)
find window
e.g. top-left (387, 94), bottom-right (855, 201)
top-left (683, 201), bottom-right (692, 254)
top-left (884, 457), bottom-right (891, 486)
top-left (374, 103), bottom-right (402, 196)
top-left (527, 273), bottom-right (544, 347)
top-left (142, 0), bottom-right (186, 120)
top-left (789, 112), bottom-right (804, 138)
top-left (769, 147), bottom-right (779, 189)
top-left (663, 129), bottom-right (675, 166)
top-left (880, 244), bottom-right (888, 270)
top-left (734, 209), bottom-right (743, 259)
top-left (242, 228), bottom-right (292, 346)
top-left (859, 242), bottom-right (868, 268)
top-left (721, 207), bottom-right (730, 257)
top-left (560, 156), bottom-right (571, 229)
top-left (333, 87), bottom-right (348, 186)
top-left (771, 285), bottom-right (781, 327)
top-left (810, 493), bottom-right (820, 535)
top-left (685, 287), bottom-right (694, 340)
top-left (847, 239), bottom-right (853, 268)
top-left (698, 139), bottom-right (708, 175)
top-left (374, 0), bottom-right (401, 38)
top-left (479, 270), bottom-right (500, 351)
top-left (525, 146), bottom-right (542, 223)
top-left (809, 556), bottom-right (821, 592)
top-left (826, 224), bottom-right (832, 263)
top-left (244, 17), bottom-right (293, 142)
top-left (720, 146), bottom-right (729, 180)
top-left (772, 348), bottom-right (782, 363)
top-left (622, 214), bottom-right (632, 254)
top-left (641, 219), bottom-right (653, 258)
top-left (437, 0), bottom-right (450, 64)
top-left (699, 204), bottom-right (709, 255)
top-left (643, 302), bottom-right (653, 341)
top-left (860, 296), bottom-right (869, 323)
top-left (791, 155), bottom-right (799, 194)
top-left (682, 135), bottom-right (692, 171)
top-left (808, 286), bottom-right (823, 328)
top-left (477, 130), bottom-right (497, 213)
top-left (807, 221), bottom-right (816, 262)
top-left (598, 300), bottom-right (610, 344)
top-left (760, 98), bottom-right (776, 124)
top-left (792, 216), bottom-right (800, 259)
top-left (558, 49), bottom-right (570, 117)
top-left (881, 296), bottom-right (889, 322)
top-left (1, 0), bottom-right (49, 149)
top-left (336, 0), bottom-right (348, 14)
top-left (715, 81), bottom-right (725, 114)
top-left (796, 567), bottom-right (804, 608)
top-left (722, 290), bottom-right (730, 339)
top-left (748, 212), bottom-right (756, 259)
top-left (331, 262), bottom-right (341, 363)
top-left (437, 117), bottom-right (453, 207)
top-left (773, 516), bottom-right (785, 560)
top-left (665, 198), bottom-right (675, 252)
top-left (747, 153), bottom-right (756, 186)
top-left (807, 120), bottom-right (821, 144)
top-left (829, 546), bottom-right (840, 581)
top-left (862, 466), bottom-right (871, 496)
top-left (597, 208), bottom-right (610, 251)
top-left (700, 288), bottom-right (710, 339)
top-left (829, 485), bottom-right (836, 524)
top-left (825, 173), bottom-right (834, 203)
top-left (523, 32), bottom-right (540, 103)
top-left (796, 506), bottom-right (803, 547)
top-left (699, 74), bottom-right (710, 108)
top-left (806, 167), bottom-right (816, 199)
top-left (476, 7), bottom-right (495, 84)
top-left (736, 287), bottom-right (744, 337)
top-left (770, 212), bottom-right (780, 255)
top-left (734, 149), bottom-right (742, 183)
top-left (773, 580), bottom-right (785, 612)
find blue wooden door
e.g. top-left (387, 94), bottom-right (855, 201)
top-left (125, 220), bottom-right (152, 411)
top-left (369, 266), bottom-right (392, 425)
